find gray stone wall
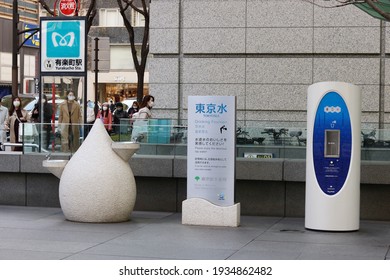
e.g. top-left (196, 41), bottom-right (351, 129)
top-left (1, 154), bottom-right (390, 220)
top-left (149, 0), bottom-right (389, 125)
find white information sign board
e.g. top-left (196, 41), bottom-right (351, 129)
top-left (40, 17), bottom-right (86, 73)
top-left (187, 96), bottom-right (236, 206)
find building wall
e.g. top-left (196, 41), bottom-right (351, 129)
top-left (149, 0), bottom-right (389, 125)
top-left (0, 18), bottom-right (39, 93)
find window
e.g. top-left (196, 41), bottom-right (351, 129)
top-left (24, 55), bottom-right (36, 76)
top-left (132, 9), bottom-right (145, 27)
top-left (39, 9), bottom-right (51, 17)
top-left (110, 46), bottom-right (134, 70)
top-left (110, 45), bottom-right (149, 71)
top-left (99, 9), bottom-right (124, 27)
top-left (0, 52), bottom-right (12, 81)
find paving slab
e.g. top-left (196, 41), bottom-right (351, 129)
top-left (0, 206), bottom-right (388, 260)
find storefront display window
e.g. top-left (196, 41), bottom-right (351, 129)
top-left (102, 83), bottom-right (149, 103)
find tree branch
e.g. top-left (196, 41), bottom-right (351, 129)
top-left (37, 0), bottom-right (56, 16)
top-left (302, 0), bottom-right (366, 8)
top-left (117, 0), bottom-right (139, 69)
top-left (303, 1), bottom-right (390, 21)
top-left (117, 0), bottom-right (150, 102)
top-left (365, 0), bottom-right (390, 21)
top-left (86, 0), bottom-right (97, 33)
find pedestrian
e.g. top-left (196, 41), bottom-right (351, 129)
top-left (97, 102), bottom-right (112, 133)
top-left (58, 91), bottom-right (82, 153)
top-left (85, 100), bottom-right (95, 138)
top-left (0, 97), bottom-right (9, 150)
top-left (128, 101), bottom-right (139, 118)
top-left (131, 95), bottom-right (155, 142)
top-left (109, 99), bottom-right (115, 112)
top-left (112, 102), bottom-right (128, 134)
top-left (31, 95), bottom-right (53, 150)
top-left (137, 95), bottom-right (155, 119)
top-left (5, 96), bottom-right (30, 151)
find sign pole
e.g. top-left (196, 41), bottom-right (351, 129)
top-left (12, 0), bottom-right (19, 97)
top-left (94, 37), bottom-right (99, 117)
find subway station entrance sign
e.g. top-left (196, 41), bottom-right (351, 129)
top-left (40, 17), bottom-right (86, 73)
top-left (187, 96), bottom-right (236, 206)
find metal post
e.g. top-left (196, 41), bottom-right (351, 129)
top-left (12, 0), bottom-right (19, 97)
top-left (94, 37), bottom-right (99, 117)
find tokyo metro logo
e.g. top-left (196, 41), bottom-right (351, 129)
top-left (51, 32), bottom-right (75, 47)
top-left (47, 21), bottom-right (80, 58)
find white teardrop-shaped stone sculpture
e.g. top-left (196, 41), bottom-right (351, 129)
top-left (59, 119), bottom-right (138, 223)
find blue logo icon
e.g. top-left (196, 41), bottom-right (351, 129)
top-left (47, 21), bottom-right (80, 58)
top-left (217, 192), bottom-right (225, 200)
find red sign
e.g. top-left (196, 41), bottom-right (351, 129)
top-left (59, 0), bottom-right (77, 16)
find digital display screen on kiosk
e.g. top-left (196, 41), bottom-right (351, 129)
top-left (324, 130), bottom-right (340, 158)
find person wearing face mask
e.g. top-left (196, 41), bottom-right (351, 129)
top-left (58, 91), bottom-right (82, 153)
top-left (6, 97), bottom-right (30, 151)
top-left (136, 95), bottom-right (155, 119)
top-left (97, 102), bottom-right (112, 133)
top-left (131, 95), bottom-right (155, 142)
top-left (112, 102), bottom-right (129, 134)
top-left (127, 101), bottom-right (139, 118)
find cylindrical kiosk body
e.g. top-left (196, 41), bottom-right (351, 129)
top-left (305, 81), bottom-right (361, 231)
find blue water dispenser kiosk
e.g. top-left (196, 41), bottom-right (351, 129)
top-left (305, 82), bottom-right (361, 231)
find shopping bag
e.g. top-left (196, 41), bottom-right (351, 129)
top-left (18, 124), bottom-right (23, 142)
top-left (18, 123), bottom-right (38, 142)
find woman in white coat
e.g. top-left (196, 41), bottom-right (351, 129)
top-left (6, 96), bottom-right (29, 151)
top-left (131, 95), bottom-right (155, 142)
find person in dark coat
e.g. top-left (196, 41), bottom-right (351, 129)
top-left (112, 102), bottom-right (129, 134)
top-left (31, 95), bottom-right (53, 150)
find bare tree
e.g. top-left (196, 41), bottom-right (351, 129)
top-left (117, 0), bottom-right (150, 104)
top-left (38, 0), bottom-right (97, 33)
top-left (304, 0), bottom-right (390, 21)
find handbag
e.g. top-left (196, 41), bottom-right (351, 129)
top-left (24, 123), bottom-right (38, 137)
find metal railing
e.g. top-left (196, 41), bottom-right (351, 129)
top-left (3, 119), bottom-right (390, 161)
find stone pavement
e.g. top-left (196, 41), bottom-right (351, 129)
top-left (0, 205), bottom-right (389, 260)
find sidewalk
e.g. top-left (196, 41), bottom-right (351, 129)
top-left (0, 205), bottom-right (389, 260)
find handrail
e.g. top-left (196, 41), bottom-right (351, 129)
top-left (3, 120), bottom-right (390, 161)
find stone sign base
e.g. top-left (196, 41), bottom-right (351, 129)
top-left (182, 198), bottom-right (240, 227)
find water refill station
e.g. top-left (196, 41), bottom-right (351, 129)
top-left (305, 82), bottom-right (361, 231)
